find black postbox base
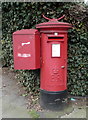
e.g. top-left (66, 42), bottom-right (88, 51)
top-left (40, 89), bottom-right (68, 111)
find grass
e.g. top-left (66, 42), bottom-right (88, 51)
top-left (28, 109), bottom-right (40, 118)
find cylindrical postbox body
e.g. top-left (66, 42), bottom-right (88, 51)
top-left (36, 20), bottom-right (72, 110)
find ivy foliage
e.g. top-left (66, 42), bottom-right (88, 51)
top-left (2, 2), bottom-right (88, 96)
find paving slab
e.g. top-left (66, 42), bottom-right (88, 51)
top-left (2, 101), bottom-right (31, 118)
top-left (2, 68), bottom-right (31, 118)
top-left (0, 68), bottom-right (2, 119)
top-left (61, 106), bottom-right (86, 118)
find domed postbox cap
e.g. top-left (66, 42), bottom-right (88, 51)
top-left (36, 15), bottom-right (72, 29)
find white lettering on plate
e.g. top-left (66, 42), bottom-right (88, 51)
top-left (18, 53), bottom-right (31, 57)
top-left (22, 42), bottom-right (30, 46)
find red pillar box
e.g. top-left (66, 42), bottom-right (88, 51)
top-left (13, 29), bottom-right (40, 70)
top-left (36, 15), bottom-right (72, 110)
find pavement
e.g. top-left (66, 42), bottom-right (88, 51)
top-left (2, 68), bottom-right (31, 118)
top-left (1, 67), bottom-right (87, 118)
top-left (0, 68), bottom-right (2, 119)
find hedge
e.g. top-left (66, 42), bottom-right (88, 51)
top-left (2, 2), bottom-right (88, 96)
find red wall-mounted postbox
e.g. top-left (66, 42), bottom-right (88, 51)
top-left (13, 15), bottom-right (72, 110)
top-left (13, 29), bottom-right (40, 70)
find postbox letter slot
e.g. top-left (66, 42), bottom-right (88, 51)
top-left (48, 37), bottom-right (64, 39)
top-left (47, 35), bottom-right (64, 42)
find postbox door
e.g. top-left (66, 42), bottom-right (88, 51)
top-left (40, 33), bottom-right (67, 91)
top-left (51, 41), bottom-right (67, 86)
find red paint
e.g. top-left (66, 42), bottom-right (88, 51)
top-left (36, 16), bottom-right (72, 91)
top-left (13, 29), bottom-right (40, 70)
